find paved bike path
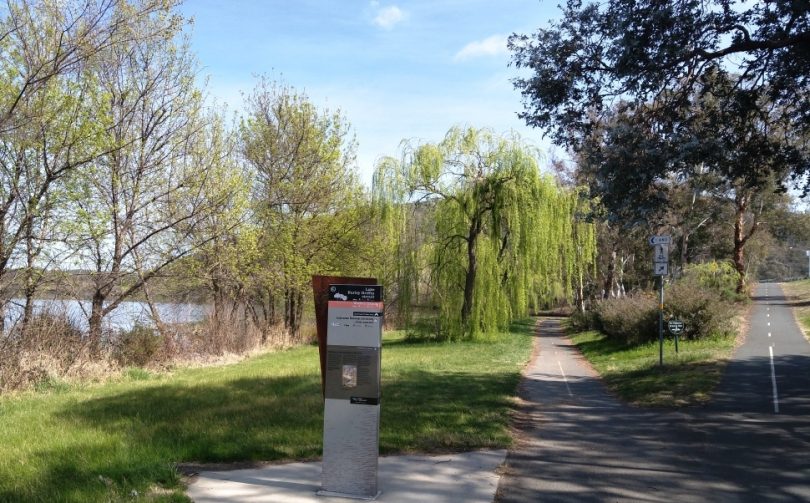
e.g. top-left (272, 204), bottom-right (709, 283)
top-left (497, 285), bottom-right (810, 502)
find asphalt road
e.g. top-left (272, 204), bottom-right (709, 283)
top-left (496, 284), bottom-right (810, 502)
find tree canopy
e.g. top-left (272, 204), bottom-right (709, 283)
top-left (374, 127), bottom-right (596, 339)
top-left (510, 0), bottom-right (809, 189)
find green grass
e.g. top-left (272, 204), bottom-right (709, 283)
top-left (0, 319), bottom-right (535, 502)
top-left (569, 329), bottom-right (736, 408)
top-left (779, 279), bottom-right (810, 342)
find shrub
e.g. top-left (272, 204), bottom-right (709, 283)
top-left (682, 261), bottom-right (743, 301)
top-left (0, 312), bottom-right (89, 392)
top-left (568, 308), bottom-right (600, 332)
top-left (572, 276), bottom-right (739, 346)
top-left (666, 279), bottom-right (736, 339)
top-left (114, 323), bottom-right (162, 367)
top-left (594, 294), bottom-right (659, 344)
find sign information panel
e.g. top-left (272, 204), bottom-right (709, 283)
top-left (668, 319), bottom-right (685, 335)
top-left (319, 284), bottom-right (383, 500)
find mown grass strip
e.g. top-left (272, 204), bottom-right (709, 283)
top-left (779, 279), bottom-right (810, 342)
top-left (569, 328), bottom-right (736, 408)
top-left (0, 318), bottom-right (535, 502)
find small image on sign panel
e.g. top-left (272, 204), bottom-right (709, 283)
top-left (342, 365), bottom-right (357, 388)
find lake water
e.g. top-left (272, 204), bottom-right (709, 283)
top-left (4, 299), bottom-right (209, 332)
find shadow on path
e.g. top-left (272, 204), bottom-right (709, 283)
top-left (496, 293), bottom-right (810, 502)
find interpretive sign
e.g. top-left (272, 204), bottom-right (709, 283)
top-left (318, 284), bottom-right (383, 500)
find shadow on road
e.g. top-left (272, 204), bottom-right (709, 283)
top-left (497, 318), bottom-right (810, 503)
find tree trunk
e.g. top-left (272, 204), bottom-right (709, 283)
top-left (284, 287), bottom-right (302, 340)
top-left (141, 279), bottom-right (166, 337)
top-left (89, 290), bottom-right (105, 346)
top-left (575, 269), bottom-right (585, 313)
top-left (603, 249), bottom-right (617, 299)
top-left (680, 232), bottom-right (689, 273)
top-left (733, 206), bottom-right (747, 295)
top-left (22, 222), bottom-right (38, 333)
top-left (732, 192), bottom-right (759, 295)
top-left (22, 273), bottom-right (35, 333)
top-left (461, 215), bottom-right (483, 331)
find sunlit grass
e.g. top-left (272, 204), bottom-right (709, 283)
top-left (0, 319), bottom-right (535, 501)
top-left (569, 329), bottom-right (736, 408)
top-left (780, 279), bottom-right (810, 342)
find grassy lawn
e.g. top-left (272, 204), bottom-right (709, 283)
top-left (0, 319), bottom-right (535, 502)
top-left (779, 279), bottom-right (810, 342)
top-left (569, 329), bottom-right (737, 408)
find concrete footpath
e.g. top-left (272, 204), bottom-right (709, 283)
top-left (187, 449), bottom-right (506, 502)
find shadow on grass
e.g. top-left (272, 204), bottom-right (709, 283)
top-left (386, 318), bottom-right (539, 346)
top-left (0, 365), bottom-right (522, 501)
top-left (572, 332), bottom-right (735, 407)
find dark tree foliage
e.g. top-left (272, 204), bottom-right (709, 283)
top-left (510, 0), bottom-right (810, 187)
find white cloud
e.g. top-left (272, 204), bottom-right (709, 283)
top-left (454, 34), bottom-right (508, 61)
top-left (373, 5), bottom-right (405, 29)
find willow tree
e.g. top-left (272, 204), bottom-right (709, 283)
top-left (375, 127), bottom-right (595, 339)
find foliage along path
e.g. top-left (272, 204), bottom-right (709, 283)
top-left (495, 294), bottom-right (810, 502)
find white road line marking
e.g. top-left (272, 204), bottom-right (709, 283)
top-left (768, 322), bottom-right (771, 327)
top-left (558, 361), bottom-right (573, 397)
top-left (769, 345), bottom-right (780, 414)
top-left (768, 332), bottom-right (771, 337)
top-left (767, 313), bottom-right (770, 317)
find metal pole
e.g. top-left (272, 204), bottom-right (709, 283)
top-left (659, 275), bottom-right (664, 366)
top-left (807, 251), bottom-right (809, 279)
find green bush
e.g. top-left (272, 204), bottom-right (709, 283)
top-left (576, 275), bottom-right (738, 345)
top-left (594, 294), bottom-right (659, 344)
top-left (568, 308), bottom-right (600, 332)
top-left (665, 279), bottom-right (736, 340)
top-left (114, 323), bottom-right (162, 367)
top-left (682, 261), bottom-right (743, 301)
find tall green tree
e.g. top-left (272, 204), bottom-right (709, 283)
top-left (69, 6), bottom-right (228, 342)
top-left (510, 0), bottom-right (809, 191)
top-left (576, 72), bottom-right (807, 294)
top-left (240, 78), bottom-right (364, 340)
top-left (375, 127), bottom-right (595, 339)
top-left (0, 0), bottom-right (181, 331)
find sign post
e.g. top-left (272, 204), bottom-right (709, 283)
top-left (651, 236), bottom-right (670, 366)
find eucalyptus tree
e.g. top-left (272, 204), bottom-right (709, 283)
top-left (375, 127), bottom-right (596, 339)
top-left (575, 71), bottom-right (807, 294)
top-left (675, 72), bottom-right (806, 293)
top-left (510, 0), bottom-right (810, 194)
top-left (240, 78), bottom-right (364, 340)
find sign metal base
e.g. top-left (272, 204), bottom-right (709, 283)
top-left (316, 489), bottom-right (382, 500)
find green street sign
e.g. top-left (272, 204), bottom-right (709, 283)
top-left (668, 319), bottom-right (685, 335)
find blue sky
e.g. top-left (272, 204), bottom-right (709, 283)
top-left (179, 1), bottom-right (562, 186)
